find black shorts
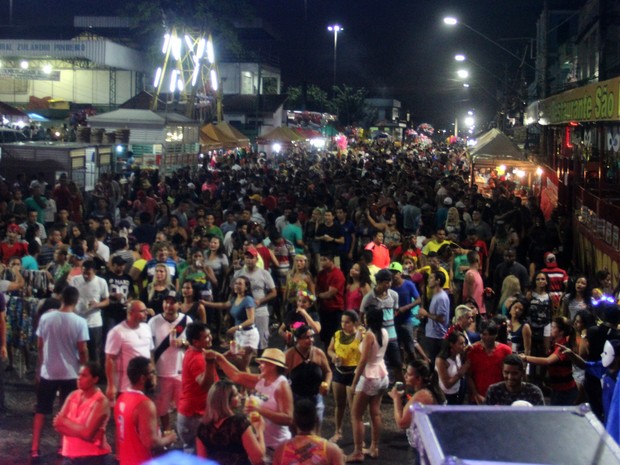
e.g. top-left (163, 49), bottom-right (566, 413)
top-left (332, 366), bottom-right (356, 386)
top-left (36, 377), bottom-right (76, 414)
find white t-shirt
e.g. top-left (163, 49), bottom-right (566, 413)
top-left (70, 275), bottom-right (109, 328)
top-left (37, 310), bottom-right (89, 380)
top-left (96, 241), bottom-right (110, 263)
top-left (104, 321), bottom-right (153, 392)
top-left (148, 313), bottom-right (192, 380)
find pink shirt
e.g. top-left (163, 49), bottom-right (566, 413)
top-left (464, 269), bottom-right (486, 314)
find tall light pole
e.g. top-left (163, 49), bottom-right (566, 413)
top-left (327, 24), bottom-right (342, 91)
top-left (443, 16), bottom-right (535, 70)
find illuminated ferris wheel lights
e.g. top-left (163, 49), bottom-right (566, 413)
top-left (162, 33), bottom-right (171, 54)
top-left (177, 78), bottom-right (184, 92)
top-left (210, 69), bottom-right (218, 90)
top-left (172, 37), bottom-right (182, 61)
top-left (206, 39), bottom-right (215, 64)
top-left (191, 63), bottom-right (200, 86)
top-left (153, 67), bottom-right (163, 87)
top-left (169, 70), bottom-right (179, 92)
top-left (196, 38), bottom-right (206, 59)
top-left (184, 35), bottom-right (194, 54)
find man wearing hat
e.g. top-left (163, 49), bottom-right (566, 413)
top-left (149, 291), bottom-right (191, 432)
top-left (360, 268), bottom-right (404, 382)
top-left (390, 262), bottom-right (426, 363)
top-left (104, 300), bottom-right (153, 402)
top-left (233, 246), bottom-right (277, 350)
top-left (541, 252), bottom-right (568, 311)
top-left (0, 223), bottom-right (28, 264)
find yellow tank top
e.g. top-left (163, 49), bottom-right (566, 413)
top-left (334, 330), bottom-right (361, 367)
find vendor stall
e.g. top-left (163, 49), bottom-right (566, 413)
top-left (88, 109), bottom-right (200, 173)
top-left (469, 129), bottom-right (538, 198)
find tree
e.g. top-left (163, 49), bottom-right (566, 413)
top-left (285, 85), bottom-right (330, 113)
top-left (330, 85), bottom-right (368, 126)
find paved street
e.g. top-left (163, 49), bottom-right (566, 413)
top-left (0, 365), bottom-right (415, 465)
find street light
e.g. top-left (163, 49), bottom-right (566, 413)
top-left (457, 69), bottom-right (469, 79)
top-left (443, 16), bottom-right (535, 70)
top-left (327, 24), bottom-right (342, 90)
top-left (454, 54), bottom-right (466, 62)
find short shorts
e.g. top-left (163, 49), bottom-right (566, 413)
top-left (354, 375), bottom-right (389, 396)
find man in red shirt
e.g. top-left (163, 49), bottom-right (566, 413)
top-left (541, 252), bottom-right (568, 312)
top-left (0, 224), bottom-right (28, 264)
top-left (177, 322), bottom-right (218, 454)
top-left (467, 320), bottom-right (512, 404)
top-left (316, 253), bottom-right (345, 349)
top-left (114, 356), bottom-right (176, 465)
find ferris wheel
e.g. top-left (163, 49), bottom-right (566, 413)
top-left (151, 26), bottom-right (221, 121)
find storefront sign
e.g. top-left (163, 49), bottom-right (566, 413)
top-left (0, 68), bottom-right (60, 81)
top-left (539, 75), bottom-right (620, 125)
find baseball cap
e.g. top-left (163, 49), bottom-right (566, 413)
top-left (389, 262), bottom-right (403, 273)
top-left (443, 197), bottom-right (453, 206)
top-left (249, 194), bottom-right (262, 202)
top-left (244, 246), bottom-right (259, 257)
top-left (164, 290), bottom-right (178, 302)
top-left (375, 269), bottom-right (393, 283)
top-left (544, 252), bottom-right (556, 264)
top-left (7, 224), bottom-right (20, 234)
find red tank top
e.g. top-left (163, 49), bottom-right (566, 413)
top-left (114, 391), bottom-right (152, 465)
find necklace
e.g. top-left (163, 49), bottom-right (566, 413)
top-left (339, 331), bottom-right (356, 345)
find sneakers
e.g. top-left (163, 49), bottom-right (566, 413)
top-left (29, 450), bottom-right (41, 464)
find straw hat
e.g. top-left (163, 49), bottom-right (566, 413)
top-left (256, 348), bottom-right (286, 368)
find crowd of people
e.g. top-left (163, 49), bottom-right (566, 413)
top-left (1, 137), bottom-right (620, 465)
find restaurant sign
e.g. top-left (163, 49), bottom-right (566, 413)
top-left (539, 75), bottom-right (620, 125)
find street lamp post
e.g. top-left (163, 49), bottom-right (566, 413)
top-left (327, 24), bottom-right (342, 91)
top-left (443, 16), bottom-right (535, 70)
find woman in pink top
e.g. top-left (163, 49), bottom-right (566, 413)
top-left (53, 362), bottom-right (112, 464)
top-left (347, 308), bottom-right (389, 462)
top-left (345, 262), bottom-right (372, 313)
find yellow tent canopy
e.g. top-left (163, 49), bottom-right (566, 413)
top-left (216, 122), bottom-right (250, 146)
top-left (200, 123), bottom-right (240, 149)
top-left (256, 126), bottom-right (304, 144)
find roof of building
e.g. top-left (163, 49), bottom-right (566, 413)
top-left (223, 94), bottom-right (287, 115)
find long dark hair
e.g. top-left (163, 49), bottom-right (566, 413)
top-left (437, 331), bottom-right (465, 360)
top-left (365, 307), bottom-right (384, 347)
top-left (408, 359), bottom-right (446, 405)
top-left (566, 274), bottom-right (592, 305)
top-left (553, 316), bottom-right (576, 349)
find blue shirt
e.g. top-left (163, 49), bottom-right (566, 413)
top-left (392, 279), bottom-right (421, 326)
top-left (230, 295), bottom-right (256, 326)
top-left (426, 289), bottom-right (450, 339)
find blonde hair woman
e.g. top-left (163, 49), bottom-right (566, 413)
top-left (498, 275), bottom-right (521, 316)
top-left (444, 207), bottom-right (463, 242)
top-left (144, 263), bottom-right (174, 315)
top-left (283, 255), bottom-right (315, 315)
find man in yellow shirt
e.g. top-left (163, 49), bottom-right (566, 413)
top-left (416, 251), bottom-right (450, 306)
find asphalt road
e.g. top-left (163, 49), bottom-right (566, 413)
top-left (0, 360), bottom-right (416, 465)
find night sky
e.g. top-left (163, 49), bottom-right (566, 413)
top-left (6, 0), bottom-right (551, 127)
